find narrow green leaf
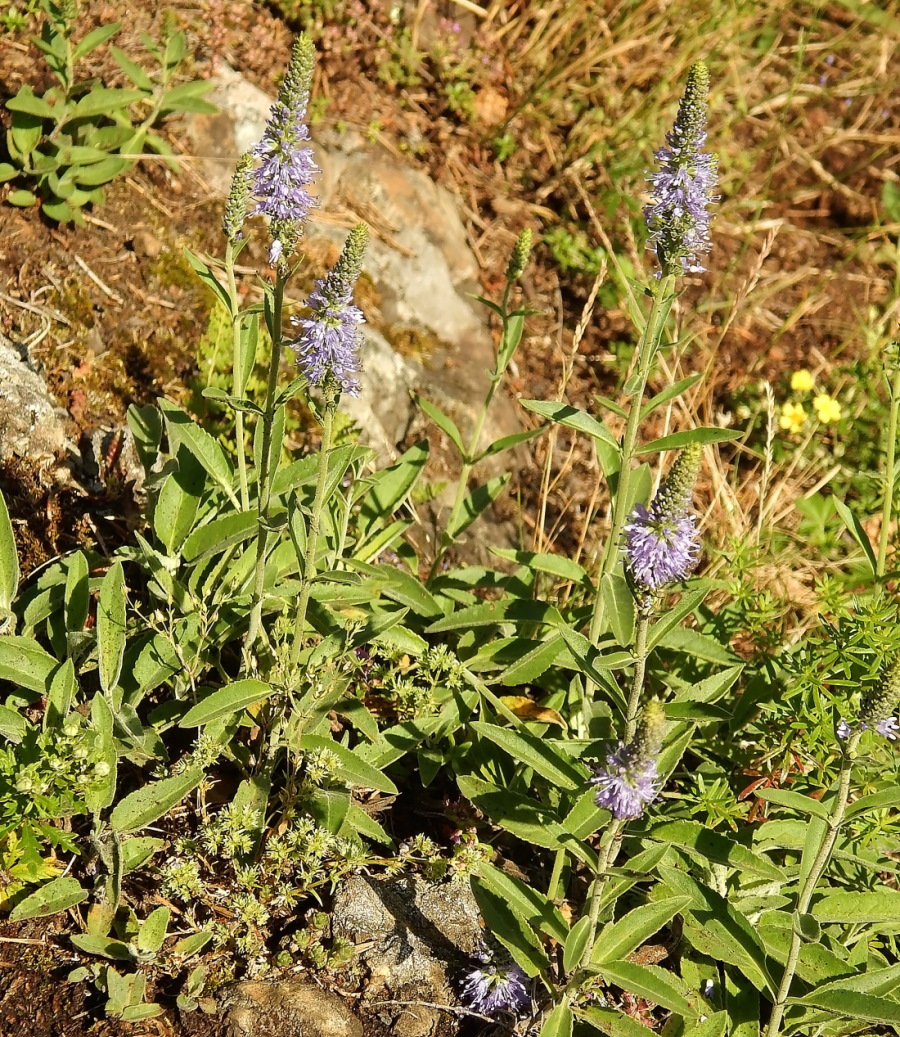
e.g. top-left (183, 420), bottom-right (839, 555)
top-left (6, 85), bottom-right (55, 119)
top-left (519, 400), bottom-right (619, 449)
top-left (158, 399), bottom-right (237, 505)
top-left (830, 495), bottom-right (877, 573)
top-left (471, 877), bottom-right (549, 977)
top-left (575, 1006), bottom-right (655, 1036)
top-left (755, 788), bottom-right (829, 820)
top-left (298, 735), bottom-right (398, 794)
top-left (182, 248), bottom-right (232, 315)
top-left (70, 934), bottom-right (132, 960)
top-left (592, 898), bottom-right (691, 965)
top-left (136, 906), bottom-right (170, 954)
top-left (594, 960), bottom-right (699, 1019)
top-left (45, 658), bottom-right (76, 731)
top-left (635, 427), bottom-right (741, 455)
top-left (97, 562), bottom-right (127, 694)
top-left (490, 549), bottom-right (588, 585)
top-left (73, 87), bottom-right (146, 118)
top-left (414, 394), bottom-right (464, 452)
top-left (109, 767), bottom-right (204, 832)
top-left (499, 634), bottom-right (564, 686)
top-left (640, 374), bottom-right (703, 420)
top-left (470, 721), bottom-right (585, 789)
top-left (845, 785), bottom-right (900, 819)
top-left (563, 916), bottom-right (592, 975)
top-left (447, 474), bottom-right (511, 539)
top-left (811, 889), bottom-right (900, 923)
top-left (539, 1003), bottom-right (573, 1037)
top-left (791, 988), bottom-right (900, 1024)
top-left (648, 821), bottom-right (783, 880)
top-left (476, 861), bottom-right (569, 942)
top-left (182, 509), bottom-right (258, 562)
top-left (10, 876), bottom-right (87, 920)
top-left (180, 679), bottom-right (275, 727)
top-left (0, 489), bottom-right (19, 611)
top-left (0, 635), bottom-right (57, 694)
top-left (72, 22), bottom-right (121, 61)
top-left (645, 584), bottom-right (711, 652)
top-left (109, 44), bottom-right (153, 89)
top-left (64, 551), bottom-right (90, 634)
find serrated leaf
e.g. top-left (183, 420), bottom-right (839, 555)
top-left (298, 735), bottom-right (398, 794)
top-left (791, 988), bottom-right (900, 1023)
top-left (476, 861), bottom-right (569, 942)
top-left (592, 898), bottom-right (691, 965)
top-left (10, 876), bottom-right (87, 920)
top-left (647, 821), bottom-right (783, 880)
top-left (499, 634), bottom-right (565, 686)
top-left (811, 890), bottom-right (900, 923)
top-left (645, 584), bottom-right (711, 652)
top-left (594, 960), bottom-right (699, 1019)
top-left (471, 877), bottom-right (549, 977)
top-left (158, 399), bottom-right (237, 505)
top-left (470, 721), bottom-right (585, 789)
top-left (109, 767), bottom-right (204, 832)
top-left (755, 788), bottom-right (829, 819)
top-left (575, 1006), bottom-right (655, 1036)
top-left (539, 1003), bottom-right (573, 1037)
top-left (180, 679), bottom-right (274, 727)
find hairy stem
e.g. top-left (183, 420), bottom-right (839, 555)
top-left (225, 239), bottom-right (250, 512)
top-left (877, 367), bottom-right (900, 578)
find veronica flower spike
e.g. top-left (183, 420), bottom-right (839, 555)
top-left (592, 701), bottom-right (666, 820)
top-left (292, 224), bottom-right (369, 400)
top-left (625, 443), bottom-right (702, 594)
top-left (460, 946), bottom-right (529, 1016)
top-left (251, 33), bottom-right (320, 266)
top-left (644, 61), bottom-right (719, 277)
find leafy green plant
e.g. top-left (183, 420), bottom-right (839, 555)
top-left (0, 0), bottom-right (215, 224)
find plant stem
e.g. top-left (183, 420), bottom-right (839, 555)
top-left (225, 239), bottom-right (250, 512)
top-left (578, 611), bottom-right (651, 969)
top-left (877, 367), bottom-right (900, 578)
top-left (246, 272), bottom-right (286, 652)
top-left (579, 276), bottom-right (674, 734)
top-left (290, 402), bottom-right (335, 668)
top-left (764, 729), bottom-right (862, 1037)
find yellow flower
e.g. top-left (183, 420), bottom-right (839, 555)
top-left (779, 401), bottom-right (807, 434)
top-left (813, 393), bottom-right (842, 424)
top-left (790, 369), bottom-right (815, 392)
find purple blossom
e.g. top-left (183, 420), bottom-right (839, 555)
top-left (591, 741), bottom-right (660, 819)
top-left (625, 505), bottom-right (700, 591)
top-left (292, 225), bottom-right (368, 398)
top-left (460, 948), bottom-right (529, 1016)
top-left (836, 718), bottom-right (851, 740)
top-left (877, 717), bottom-right (899, 741)
top-left (644, 61), bottom-right (718, 277)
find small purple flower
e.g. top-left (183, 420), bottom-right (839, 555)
top-left (460, 947), bottom-right (529, 1016)
top-left (592, 741), bottom-right (660, 819)
top-left (625, 444), bottom-right (702, 593)
top-left (251, 35), bottom-right (320, 261)
top-left (644, 61), bottom-right (719, 277)
top-left (292, 224), bottom-right (369, 398)
top-left (877, 716), bottom-right (900, 740)
top-left (836, 718), bottom-right (852, 740)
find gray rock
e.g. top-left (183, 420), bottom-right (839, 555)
top-left (331, 875), bottom-right (482, 1037)
top-left (0, 332), bottom-right (74, 463)
top-left (221, 977), bottom-right (362, 1037)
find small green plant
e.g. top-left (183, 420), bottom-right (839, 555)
top-left (1, 0), bottom-right (215, 224)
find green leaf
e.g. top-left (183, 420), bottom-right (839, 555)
top-left (591, 898), bottom-right (691, 965)
top-left (64, 551), bottom-right (90, 634)
top-left (414, 394), bottom-right (464, 452)
top-left (663, 702), bottom-right (731, 722)
top-left (72, 22), bottom-right (121, 61)
top-left (0, 489), bottom-right (19, 612)
top-left (7, 189), bottom-right (37, 207)
top-left (154, 448), bottom-right (206, 553)
top-left (640, 374), bottom-right (703, 420)
top-left (45, 658), bottom-right (75, 731)
top-left (73, 87), bottom-right (146, 118)
top-left (70, 934), bottom-right (133, 960)
top-left (0, 635), bottom-right (57, 694)
top-left (470, 721), bottom-right (585, 789)
top-left (470, 877), bottom-right (549, 977)
top-left (172, 931), bottom-right (213, 959)
top-left (539, 1003), bottom-right (573, 1037)
top-left (357, 440), bottom-right (428, 536)
top-left (109, 44), bottom-right (154, 89)
top-left (755, 788), bottom-right (829, 820)
top-left (121, 837), bottom-right (164, 874)
top-left (158, 399), bottom-right (237, 505)
top-left (6, 85), bottom-right (55, 119)
top-left (563, 916), bottom-right (592, 974)
top-left (136, 906), bottom-right (170, 954)
top-left (830, 494), bottom-right (877, 574)
top-left (182, 509), bottom-right (258, 562)
top-left (109, 767), bottom-right (204, 832)
top-left (811, 889), bottom-right (900, 923)
top-left (845, 785), bottom-right (900, 819)
top-left (447, 474), bottom-right (511, 539)
top-left (427, 597), bottom-right (563, 633)
top-left (159, 80), bottom-right (216, 113)
top-left (574, 1006), bottom-right (655, 1036)
top-left (0, 704), bottom-right (26, 742)
top-left (635, 427), bottom-right (741, 455)
top-left (490, 549), bottom-right (588, 585)
top-left (791, 988), bottom-right (900, 1024)
top-left (647, 821), bottom-right (783, 880)
top-left (476, 861), bottom-right (569, 942)
top-left (601, 572), bottom-right (635, 648)
top-left (182, 248), bottom-right (232, 314)
top-left (499, 634), bottom-right (564, 686)
top-left (561, 787), bottom-right (607, 839)
top-left (474, 426), bottom-right (546, 463)
top-left (645, 584), bottom-right (711, 652)
top-left (97, 562), bottom-right (127, 694)
top-left (519, 399), bottom-right (619, 449)
top-left (298, 735), bottom-right (398, 794)
top-left (72, 156), bottom-right (130, 186)
top-left (180, 679), bottom-right (275, 727)
top-left (10, 876), bottom-right (87, 920)
top-left (593, 960), bottom-right (699, 1019)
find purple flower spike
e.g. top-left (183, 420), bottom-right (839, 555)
top-left (460, 947), bottom-right (529, 1016)
top-left (876, 716), bottom-right (899, 741)
top-left (625, 443), bottom-right (702, 593)
top-left (591, 701), bottom-right (666, 820)
top-left (251, 34), bottom-right (320, 262)
top-left (644, 61), bottom-right (719, 277)
top-left (292, 224), bottom-right (369, 398)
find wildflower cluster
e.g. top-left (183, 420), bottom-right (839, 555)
top-left (624, 443), bottom-right (702, 595)
top-left (644, 61), bottom-right (719, 276)
top-left (780, 369), bottom-right (842, 433)
top-left (460, 944), bottom-right (530, 1016)
top-left (591, 701), bottom-right (666, 819)
top-left (838, 655), bottom-right (900, 742)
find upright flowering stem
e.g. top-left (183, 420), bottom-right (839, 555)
top-left (246, 272), bottom-right (288, 651)
top-left (764, 727), bottom-right (862, 1037)
top-left (289, 398), bottom-right (335, 669)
